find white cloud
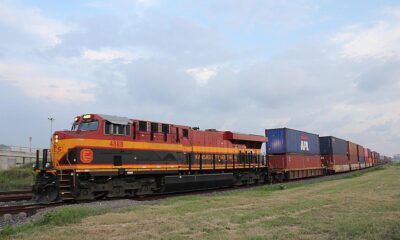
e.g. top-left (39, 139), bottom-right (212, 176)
top-left (329, 101), bottom-right (400, 154)
top-left (82, 48), bottom-right (152, 64)
top-left (83, 49), bottom-right (130, 63)
top-left (333, 101), bottom-right (400, 132)
top-left (333, 10), bottom-right (400, 60)
top-left (0, 63), bottom-right (95, 102)
top-left (186, 67), bottom-right (218, 86)
top-left (85, 0), bottom-right (158, 13)
top-left (135, 0), bottom-right (158, 7)
top-left (0, 0), bottom-right (70, 48)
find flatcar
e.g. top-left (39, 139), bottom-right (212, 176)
top-left (265, 128), bottom-right (325, 180)
top-left (33, 114), bottom-right (267, 202)
top-left (319, 136), bottom-right (350, 173)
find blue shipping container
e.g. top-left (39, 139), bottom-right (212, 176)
top-left (265, 128), bottom-right (320, 155)
top-left (319, 136), bottom-right (347, 155)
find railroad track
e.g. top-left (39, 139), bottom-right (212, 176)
top-left (0, 190), bottom-right (32, 202)
top-left (0, 165), bottom-right (382, 217)
top-left (0, 204), bottom-right (47, 216)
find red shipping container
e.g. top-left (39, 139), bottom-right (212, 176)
top-left (326, 154), bottom-right (348, 165)
top-left (364, 148), bottom-right (371, 166)
top-left (347, 141), bottom-right (358, 164)
top-left (268, 154), bottom-right (323, 170)
top-left (372, 151), bottom-right (377, 165)
top-left (357, 145), bottom-right (365, 159)
top-left (321, 154), bottom-right (350, 172)
top-left (322, 154), bottom-right (349, 165)
top-left (357, 145), bottom-right (366, 168)
top-left (348, 141), bottom-right (360, 170)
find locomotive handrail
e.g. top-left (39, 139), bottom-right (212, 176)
top-left (35, 149), bottom-right (40, 170)
top-left (65, 148), bottom-right (73, 166)
top-left (42, 149), bottom-right (48, 169)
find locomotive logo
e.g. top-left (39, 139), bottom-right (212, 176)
top-left (80, 149), bottom-right (94, 163)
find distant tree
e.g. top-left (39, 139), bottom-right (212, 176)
top-left (0, 144), bottom-right (11, 151)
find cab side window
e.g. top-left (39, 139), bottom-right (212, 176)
top-left (151, 123), bottom-right (159, 132)
top-left (139, 121), bottom-right (148, 131)
top-left (104, 121), bottom-right (130, 136)
top-left (183, 129), bottom-right (189, 138)
top-left (162, 124), bottom-right (169, 134)
top-left (162, 124), bottom-right (169, 142)
top-left (105, 121), bottom-right (112, 134)
top-left (114, 124), bottom-right (125, 135)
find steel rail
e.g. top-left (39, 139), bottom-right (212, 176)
top-left (0, 190), bottom-right (32, 202)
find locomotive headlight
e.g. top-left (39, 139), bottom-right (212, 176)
top-left (54, 134), bottom-right (59, 143)
top-left (82, 114), bottom-right (92, 119)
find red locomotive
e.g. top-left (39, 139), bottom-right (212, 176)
top-left (33, 114), bottom-right (267, 202)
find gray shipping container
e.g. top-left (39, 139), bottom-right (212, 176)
top-left (319, 136), bottom-right (347, 155)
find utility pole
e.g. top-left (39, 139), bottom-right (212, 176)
top-left (29, 136), bottom-right (32, 153)
top-left (48, 117), bottom-right (54, 143)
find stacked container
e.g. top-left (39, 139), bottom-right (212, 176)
top-left (374, 151), bottom-right (378, 165)
top-left (357, 145), bottom-right (366, 168)
top-left (366, 148), bottom-right (372, 167)
top-left (381, 155), bottom-right (385, 163)
top-left (383, 156), bottom-right (389, 163)
top-left (371, 151), bottom-right (374, 166)
top-left (347, 141), bottom-right (360, 170)
top-left (377, 153), bottom-right (382, 165)
top-left (364, 148), bottom-right (369, 167)
top-left (265, 128), bottom-right (324, 179)
top-left (374, 151), bottom-right (379, 165)
top-left (319, 136), bottom-right (349, 173)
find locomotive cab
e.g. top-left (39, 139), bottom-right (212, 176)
top-left (71, 114), bottom-right (99, 132)
top-left (51, 114), bottom-right (102, 168)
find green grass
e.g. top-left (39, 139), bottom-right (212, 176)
top-left (35, 206), bottom-right (109, 226)
top-left (0, 164), bottom-right (34, 191)
top-left (0, 206), bottom-right (109, 238)
top-left (2, 164), bottom-right (399, 240)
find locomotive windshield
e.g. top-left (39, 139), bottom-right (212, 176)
top-left (71, 120), bottom-right (99, 131)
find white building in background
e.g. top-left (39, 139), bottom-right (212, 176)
top-left (0, 144), bottom-right (41, 170)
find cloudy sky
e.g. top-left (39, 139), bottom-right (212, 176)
top-left (0, 0), bottom-right (399, 155)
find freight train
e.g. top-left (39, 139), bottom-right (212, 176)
top-left (32, 114), bottom-right (390, 203)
